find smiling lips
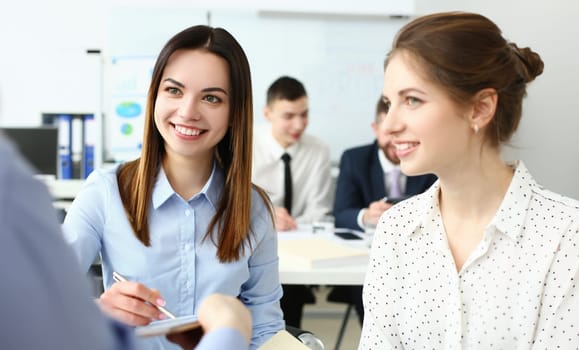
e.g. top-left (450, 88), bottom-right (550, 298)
top-left (394, 142), bottom-right (419, 157)
top-left (174, 124), bottom-right (204, 137)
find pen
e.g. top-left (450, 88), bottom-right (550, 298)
top-left (112, 271), bottom-right (176, 319)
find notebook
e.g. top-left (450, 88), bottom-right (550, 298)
top-left (136, 315), bottom-right (200, 337)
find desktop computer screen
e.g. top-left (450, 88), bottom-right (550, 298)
top-left (1, 127), bottom-right (59, 176)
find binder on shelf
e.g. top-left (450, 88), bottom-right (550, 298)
top-left (43, 112), bottom-right (97, 180)
top-left (82, 114), bottom-right (95, 178)
top-left (57, 114), bottom-right (73, 179)
top-left (71, 117), bottom-right (83, 179)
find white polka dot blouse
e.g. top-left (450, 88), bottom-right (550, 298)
top-left (359, 161), bottom-right (579, 349)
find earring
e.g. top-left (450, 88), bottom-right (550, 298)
top-left (473, 124), bottom-right (479, 134)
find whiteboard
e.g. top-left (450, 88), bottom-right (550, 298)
top-left (211, 11), bottom-right (410, 162)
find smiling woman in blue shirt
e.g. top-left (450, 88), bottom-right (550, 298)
top-left (62, 25), bottom-right (283, 350)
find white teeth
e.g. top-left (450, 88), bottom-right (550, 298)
top-left (175, 125), bottom-right (201, 136)
top-left (395, 143), bottom-right (414, 151)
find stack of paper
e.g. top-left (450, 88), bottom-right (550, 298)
top-left (278, 238), bottom-right (369, 269)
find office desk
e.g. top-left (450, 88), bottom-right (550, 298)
top-left (43, 179), bottom-right (84, 210)
top-left (44, 179), bottom-right (85, 199)
top-left (278, 229), bottom-right (371, 286)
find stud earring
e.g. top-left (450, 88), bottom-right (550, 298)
top-left (473, 124), bottom-right (479, 134)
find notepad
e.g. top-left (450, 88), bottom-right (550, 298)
top-left (278, 238), bottom-right (369, 268)
top-left (135, 315), bottom-right (200, 337)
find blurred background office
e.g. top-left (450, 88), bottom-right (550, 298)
top-left (0, 0), bottom-right (577, 198)
top-left (1, 1), bottom-right (578, 348)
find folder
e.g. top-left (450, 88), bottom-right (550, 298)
top-left (278, 238), bottom-right (369, 269)
top-left (57, 114), bottom-right (73, 179)
top-left (71, 116), bottom-right (83, 179)
top-left (82, 114), bottom-right (95, 178)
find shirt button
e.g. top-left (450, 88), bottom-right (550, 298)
top-left (185, 210), bottom-right (191, 216)
top-left (185, 243), bottom-right (191, 251)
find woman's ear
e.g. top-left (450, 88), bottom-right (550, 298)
top-left (470, 88), bottom-right (498, 130)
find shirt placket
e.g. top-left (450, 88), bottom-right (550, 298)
top-left (179, 203), bottom-right (196, 315)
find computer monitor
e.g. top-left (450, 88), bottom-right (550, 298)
top-left (1, 127), bottom-right (58, 176)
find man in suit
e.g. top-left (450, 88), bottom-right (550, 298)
top-left (334, 97), bottom-right (437, 231)
top-left (330, 97), bottom-right (437, 324)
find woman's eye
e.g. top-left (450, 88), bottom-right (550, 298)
top-left (204, 95), bottom-right (221, 103)
top-left (407, 96), bottom-right (422, 106)
top-left (167, 87), bottom-right (181, 95)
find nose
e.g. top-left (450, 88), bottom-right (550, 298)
top-left (292, 116), bottom-right (308, 132)
top-left (178, 96), bottom-right (201, 120)
top-left (381, 105), bottom-right (404, 136)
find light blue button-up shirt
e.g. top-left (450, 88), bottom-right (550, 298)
top-left (63, 163), bottom-right (284, 350)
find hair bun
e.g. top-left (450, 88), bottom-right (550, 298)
top-left (509, 43), bottom-right (544, 83)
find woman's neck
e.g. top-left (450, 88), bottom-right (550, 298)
top-left (437, 150), bottom-right (514, 271)
top-left (438, 150), bottom-right (513, 221)
top-left (162, 153), bottom-right (214, 200)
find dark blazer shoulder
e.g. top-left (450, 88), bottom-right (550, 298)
top-left (341, 142), bottom-right (378, 162)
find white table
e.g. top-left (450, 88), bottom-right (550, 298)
top-left (277, 228), bottom-right (371, 285)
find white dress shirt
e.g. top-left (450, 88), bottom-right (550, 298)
top-left (252, 125), bottom-right (332, 224)
top-left (359, 161), bottom-right (579, 349)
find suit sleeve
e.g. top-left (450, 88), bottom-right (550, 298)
top-left (333, 151), bottom-right (365, 231)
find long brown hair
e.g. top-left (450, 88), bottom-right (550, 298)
top-left (117, 25), bottom-right (272, 262)
top-left (386, 12), bottom-right (544, 147)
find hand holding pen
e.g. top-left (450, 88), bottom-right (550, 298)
top-left (97, 271), bottom-right (176, 326)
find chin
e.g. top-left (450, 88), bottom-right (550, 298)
top-left (400, 162), bottom-right (428, 177)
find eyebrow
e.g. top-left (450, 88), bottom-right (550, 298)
top-left (382, 87), bottom-right (427, 101)
top-left (162, 78), bottom-right (228, 95)
top-left (398, 87), bottom-right (427, 96)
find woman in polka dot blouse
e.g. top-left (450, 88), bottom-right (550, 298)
top-left (359, 12), bottom-right (579, 349)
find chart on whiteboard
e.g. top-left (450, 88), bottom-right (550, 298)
top-left (105, 55), bottom-right (155, 162)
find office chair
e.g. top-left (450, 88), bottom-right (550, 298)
top-left (326, 286), bottom-right (362, 350)
top-left (286, 325), bottom-right (325, 350)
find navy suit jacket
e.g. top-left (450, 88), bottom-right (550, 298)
top-left (333, 141), bottom-right (437, 231)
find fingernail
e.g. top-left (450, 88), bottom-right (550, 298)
top-left (156, 298), bottom-right (166, 306)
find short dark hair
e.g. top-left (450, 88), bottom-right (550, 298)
top-left (266, 76), bottom-right (307, 105)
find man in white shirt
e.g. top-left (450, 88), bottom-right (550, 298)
top-left (252, 76), bottom-right (332, 328)
top-left (253, 76), bottom-right (332, 231)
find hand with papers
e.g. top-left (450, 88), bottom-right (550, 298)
top-left (166, 294), bottom-right (252, 350)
